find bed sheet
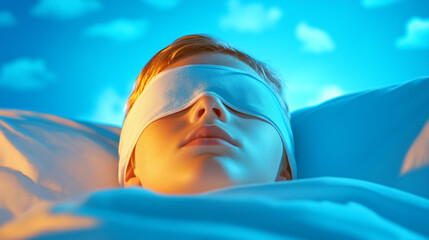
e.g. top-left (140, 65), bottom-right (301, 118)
top-left (0, 177), bottom-right (428, 240)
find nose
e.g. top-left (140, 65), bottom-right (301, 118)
top-left (190, 94), bottom-right (230, 124)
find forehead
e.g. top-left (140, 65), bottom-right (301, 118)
top-left (164, 52), bottom-right (260, 78)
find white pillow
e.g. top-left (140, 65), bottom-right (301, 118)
top-left (291, 76), bottom-right (429, 198)
top-left (0, 109), bottom-right (120, 225)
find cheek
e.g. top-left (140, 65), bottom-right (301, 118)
top-left (133, 119), bottom-right (181, 179)
top-left (238, 119), bottom-right (283, 178)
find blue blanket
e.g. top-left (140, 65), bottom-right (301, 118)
top-left (0, 177), bottom-right (428, 239)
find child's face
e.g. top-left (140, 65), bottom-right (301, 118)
top-left (128, 53), bottom-right (288, 194)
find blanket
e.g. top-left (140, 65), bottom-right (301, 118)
top-left (0, 177), bottom-right (428, 240)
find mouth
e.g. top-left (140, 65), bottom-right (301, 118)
top-left (183, 137), bottom-right (233, 147)
top-left (180, 125), bottom-right (238, 148)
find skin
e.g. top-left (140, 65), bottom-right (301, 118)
top-left (125, 53), bottom-right (290, 194)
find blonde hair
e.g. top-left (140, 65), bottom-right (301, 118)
top-left (124, 34), bottom-right (290, 119)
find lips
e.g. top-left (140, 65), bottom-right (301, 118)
top-left (181, 125), bottom-right (238, 147)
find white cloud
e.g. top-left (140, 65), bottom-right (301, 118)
top-left (84, 18), bottom-right (148, 42)
top-left (295, 22), bottom-right (335, 54)
top-left (220, 0), bottom-right (282, 32)
top-left (0, 58), bottom-right (56, 90)
top-left (0, 10), bottom-right (15, 27)
top-left (31, 0), bottom-right (101, 20)
top-left (78, 87), bottom-right (128, 127)
top-left (361, 0), bottom-right (404, 8)
top-left (396, 17), bottom-right (429, 50)
top-left (307, 85), bottom-right (345, 106)
top-left (141, 0), bottom-right (180, 9)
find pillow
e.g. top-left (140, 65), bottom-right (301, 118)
top-left (1, 76), bottom-right (427, 226)
top-left (291, 76), bottom-right (429, 198)
top-left (0, 109), bottom-right (120, 225)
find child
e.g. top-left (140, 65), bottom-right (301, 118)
top-left (118, 34), bottom-right (296, 195)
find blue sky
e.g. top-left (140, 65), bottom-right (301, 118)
top-left (0, 0), bottom-right (428, 127)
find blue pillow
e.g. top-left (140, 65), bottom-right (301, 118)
top-left (291, 76), bottom-right (429, 198)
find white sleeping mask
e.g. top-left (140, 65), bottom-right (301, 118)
top-left (118, 64), bottom-right (296, 185)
